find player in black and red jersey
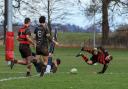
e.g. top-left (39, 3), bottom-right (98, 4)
top-left (76, 46), bottom-right (113, 74)
top-left (11, 18), bottom-right (35, 76)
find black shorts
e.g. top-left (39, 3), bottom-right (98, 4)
top-left (19, 44), bottom-right (32, 58)
top-left (36, 45), bottom-right (49, 56)
top-left (90, 56), bottom-right (97, 64)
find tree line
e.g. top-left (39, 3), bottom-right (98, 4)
top-left (1, 0), bottom-right (128, 46)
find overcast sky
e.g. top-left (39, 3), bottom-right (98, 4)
top-left (0, 0), bottom-right (128, 29)
top-left (49, 0), bottom-right (128, 29)
top-left (67, 0), bottom-right (128, 29)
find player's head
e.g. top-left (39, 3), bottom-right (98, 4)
top-left (97, 46), bottom-right (104, 52)
top-left (93, 47), bottom-right (98, 55)
top-left (56, 58), bottom-right (61, 65)
top-left (39, 16), bottom-right (46, 23)
top-left (24, 18), bottom-right (31, 26)
top-left (108, 55), bottom-right (113, 61)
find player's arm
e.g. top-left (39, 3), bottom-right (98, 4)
top-left (16, 31), bottom-right (23, 41)
top-left (52, 39), bottom-right (59, 45)
top-left (16, 36), bottom-right (23, 41)
top-left (45, 25), bottom-right (59, 46)
top-left (16, 36), bottom-right (20, 41)
top-left (26, 35), bottom-right (35, 46)
top-left (46, 33), bottom-right (59, 45)
top-left (25, 29), bottom-right (35, 46)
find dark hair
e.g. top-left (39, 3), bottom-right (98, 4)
top-left (97, 46), bottom-right (104, 50)
top-left (24, 18), bottom-right (30, 24)
top-left (32, 52), bottom-right (36, 57)
top-left (110, 56), bottom-right (113, 60)
top-left (56, 58), bottom-right (61, 65)
top-left (39, 16), bottom-right (46, 23)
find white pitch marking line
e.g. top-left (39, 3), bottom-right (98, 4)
top-left (105, 72), bottom-right (128, 75)
top-left (0, 72), bottom-right (24, 74)
top-left (44, 71), bottom-right (128, 74)
top-left (1, 72), bottom-right (128, 82)
top-left (0, 74), bottom-right (39, 82)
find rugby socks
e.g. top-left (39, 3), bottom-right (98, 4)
top-left (82, 55), bottom-right (88, 62)
top-left (98, 64), bottom-right (108, 74)
top-left (33, 62), bottom-right (42, 73)
top-left (10, 60), bottom-right (17, 69)
top-left (26, 64), bottom-right (32, 77)
top-left (45, 57), bottom-right (52, 73)
top-left (45, 65), bottom-right (51, 74)
top-left (48, 57), bottom-right (52, 65)
top-left (26, 71), bottom-right (31, 77)
top-left (101, 64), bottom-right (108, 73)
top-left (40, 63), bottom-right (47, 77)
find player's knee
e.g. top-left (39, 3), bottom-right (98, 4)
top-left (26, 56), bottom-right (33, 61)
top-left (49, 53), bottom-right (53, 57)
top-left (27, 64), bottom-right (32, 69)
top-left (87, 61), bottom-right (93, 65)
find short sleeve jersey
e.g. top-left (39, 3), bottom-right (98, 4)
top-left (34, 24), bottom-right (50, 46)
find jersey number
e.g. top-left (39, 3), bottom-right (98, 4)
top-left (37, 30), bottom-right (42, 37)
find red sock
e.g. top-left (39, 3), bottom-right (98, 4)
top-left (82, 55), bottom-right (88, 62)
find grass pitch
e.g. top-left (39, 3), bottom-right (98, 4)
top-left (0, 47), bottom-right (128, 89)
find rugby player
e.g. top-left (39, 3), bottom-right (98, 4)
top-left (11, 18), bottom-right (35, 76)
top-left (34, 16), bottom-right (59, 77)
top-left (76, 46), bottom-right (113, 74)
top-left (32, 52), bottom-right (61, 74)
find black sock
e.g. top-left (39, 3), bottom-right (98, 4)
top-left (99, 64), bottom-right (108, 74)
top-left (26, 71), bottom-right (31, 76)
top-left (40, 64), bottom-right (47, 77)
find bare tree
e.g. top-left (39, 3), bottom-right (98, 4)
top-left (101, 0), bottom-right (110, 45)
top-left (77, 0), bottom-right (128, 45)
top-left (0, 0), bottom-right (74, 44)
top-left (12, 0), bottom-right (73, 33)
top-left (40, 0), bottom-right (73, 32)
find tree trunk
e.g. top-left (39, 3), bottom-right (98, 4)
top-left (102, 0), bottom-right (110, 46)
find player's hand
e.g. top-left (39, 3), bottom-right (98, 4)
top-left (53, 40), bottom-right (59, 46)
top-left (32, 43), bottom-right (36, 48)
top-left (55, 41), bottom-right (59, 46)
top-left (56, 44), bottom-right (64, 47)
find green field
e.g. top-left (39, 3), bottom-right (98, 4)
top-left (57, 32), bottom-right (101, 45)
top-left (0, 46), bottom-right (128, 89)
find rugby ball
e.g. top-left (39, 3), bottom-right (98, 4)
top-left (70, 68), bottom-right (78, 74)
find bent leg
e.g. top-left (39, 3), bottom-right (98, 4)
top-left (81, 55), bottom-right (88, 62)
top-left (17, 59), bottom-right (28, 65)
top-left (45, 55), bottom-right (52, 73)
top-left (81, 55), bottom-right (94, 65)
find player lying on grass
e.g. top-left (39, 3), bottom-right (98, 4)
top-left (32, 52), bottom-right (61, 73)
top-left (76, 46), bottom-right (113, 74)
